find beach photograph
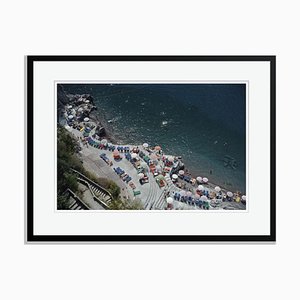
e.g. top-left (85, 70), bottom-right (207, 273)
top-left (57, 83), bottom-right (246, 211)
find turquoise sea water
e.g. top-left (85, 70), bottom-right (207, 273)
top-left (61, 84), bottom-right (246, 193)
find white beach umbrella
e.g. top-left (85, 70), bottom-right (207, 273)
top-left (242, 195), bottom-right (246, 201)
top-left (172, 174), bottom-right (178, 180)
top-left (200, 195), bottom-right (208, 201)
top-left (68, 115), bottom-right (74, 119)
top-left (83, 117), bottom-right (90, 122)
top-left (227, 191), bottom-right (233, 197)
top-left (180, 190), bottom-right (186, 197)
top-left (166, 197), bottom-right (174, 204)
top-left (194, 194), bottom-right (200, 199)
top-left (167, 156), bottom-right (174, 162)
top-left (196, 176), bottom-right (203, 183)
top-left (100, 139), bottom-right (108, 145)
top-left (178, 170), bottom-right (185, 176)
top-left (138, 173), bottom-right (145, 179)
top-left (214, 186), bottom-right (221, 193)
top-left (143, 143), bottom-right (149, 148)
top-left (131, 153), bottom-right (138, 159)
top-left (67, 105), bottom-right (72, 109)
top-left (197, 185), bottom-right (204, 191)
top-left (156, 165), bottom-right (162, 172)
top-left (203, 177), bottom-right (209, 183)
top-left (186, 191), bottom-right (192, 197)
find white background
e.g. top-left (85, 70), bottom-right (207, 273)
top-left (0, 1), bottom-right (299, 300)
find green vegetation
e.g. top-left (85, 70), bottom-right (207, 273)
top-left (57, 126), bottom-right (123, 209)
top-left (57, 126), bottom-right (84, 209)
top-left (109, 198), bottom-right (144, 210)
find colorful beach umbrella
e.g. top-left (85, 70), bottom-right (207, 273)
top-left (156, 174), bottom-right (165, 181)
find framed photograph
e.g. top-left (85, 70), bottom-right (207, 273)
top-left (26, 56), bottom-right (276, 242)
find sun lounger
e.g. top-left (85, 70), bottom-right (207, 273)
top-left (124, 176), bottom-right (132, 183)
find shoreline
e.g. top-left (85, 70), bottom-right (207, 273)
top-left (89, 111), bottom-right (243, 194)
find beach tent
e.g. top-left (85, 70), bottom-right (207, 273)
top-left (179, 170), bottom-right (185, 175)
top-left (215, 186), bottom-right (221, 192)
top-left (196, 176), bottom-right (203, 183)
top-left (202, 177), bottom-right (209, 183)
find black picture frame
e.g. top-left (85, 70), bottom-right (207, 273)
top-left (26, 55), bottom-right (276, 243)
